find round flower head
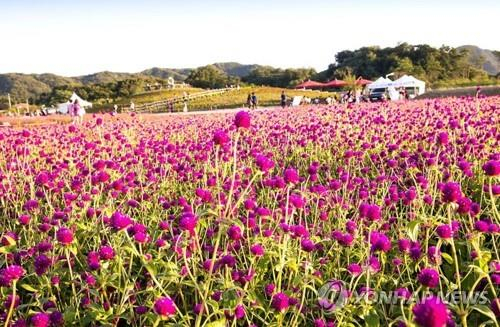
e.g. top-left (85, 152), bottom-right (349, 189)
top-left (441, 182), bottom-right (462, 203)
top-left (110, 211), bottom-right (133, 231)
top-left (250, 244), bottom-right (265, 256)
top-left (213, 130), bottom-right (230, 146)
top-left (436, 132), bottom-right (449, 146)
top-left (271, 292), bottom-right (289, 312)
top-left (154, 296), bottom-right (176, 317)
top-left (99, 245), bottom-right (115, 260)
top-left (418, 268), bottom-right (440, 288)
top-left (284, 168), bottom-right (299, 184)
top-left (30, 312), bottom-right (51, 327)
top-left (234, 111), bottom-right (251, 129)
top-left (412, 296), bottom-right (448, 327)
top-left (483, 160), bottom-right (500, 176)
top-left (179, 213), bottom-right (197, 234)
top-left (227, 225), bottom-right (242, 241)
top-left (1, 265), bottom-right (25, 285)
top-left (436, 224), bottom-right (452, 239)
top-left (492, 298), bottom-right (500, 317)
top-left (56, 227), bottom-right (73, 245)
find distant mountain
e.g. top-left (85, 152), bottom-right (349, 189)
top-left (213, 62), bottom-right (263, 78)
top-left (458, 45), bottom-right (500, 75)
top-left (140, 67), bottom-right (192, 81)
top-left (0, 73), bottom-right (57, 100)
top-left (0, 62), bottom-right (267, 101)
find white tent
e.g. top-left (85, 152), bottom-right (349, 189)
top-left (70, 93), bottom-right (92, 108)
top-left (392, 75), bottom-right (426, 96)
top-left (367, 77), bottom-right (393, 90)
top-left (56, 93), bottom-right (92, 114)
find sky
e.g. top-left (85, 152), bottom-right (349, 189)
top-left (0, 0), bottom-right (499, 76)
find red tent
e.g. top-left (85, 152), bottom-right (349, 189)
top-left (324, 79), bottom-right (347, 88)
top-left (356, 78), bottom-right (373, 86)
top-left (295, 80), bottom-right (326, 89)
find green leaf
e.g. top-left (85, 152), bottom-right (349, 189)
top-left (442, 253), bottom-right (453, 265)
top-left (407, 220), bottom-right (421, 242)
top-left (19, 283), bottom-right (37, 292)
top-left (471, 304), bottom-right (497, 322)
top-left (205, 317), bottom-right (226, 327)
top-left (364, 310), bottom-right (380, 327)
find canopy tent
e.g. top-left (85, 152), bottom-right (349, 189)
top-left (356, 78), bottom-right (373, 86)
top-left (70, 92), bottom-right (93, 108)
top-left (323, 79), bottom-right (347, 88)
top-left (392, 75), bottom-right (426, 95)
top-left (56, 93), bottom-right (93, 114)
top-left (367, 77), bottom-right (394, 90)
top-left (295, 80), bottom-right (325, 89)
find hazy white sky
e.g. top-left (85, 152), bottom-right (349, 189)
top-left (0, 0), bottom-right (499, 76)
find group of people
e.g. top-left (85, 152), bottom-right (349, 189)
top-left (67, 99), bottom-right (85, 124)
top-left (246, 92), bottom-right (258, 109)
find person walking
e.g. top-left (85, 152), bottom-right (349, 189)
top-left (280, 91), bottom-right (287, 109)
top-left (246, 94), bottom-right (252, 109)
top-left (251, 92), bottom-right (258, 109)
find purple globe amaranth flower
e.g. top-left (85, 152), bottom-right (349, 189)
top-left (412, 296), bottom-right (448, 327)
top-left (475, 220), bottom-right (489, 233)
top-left (436, 224), bottom-right (452, 239)
top-left (87, 251), bottom-right (100, 270)
top-left (110, 211), bottom-right (133, 231)
top-left (265, 283), bottom-right (275, 296)
top-left (347, 263), bottom-right (362, 276)
top-left (359, 203), bottom-right (382, 221)
top-left (441, 182), bottom-right (462, 203)
top-left (154, 296), bottom-right (176, 317)
top-left (492, 298), bottom-right (500, 317)
top-left (30, 312), bottom-right (51, 327)
top-left (418, 268), bottom-right (440, 288)
top-left (1, 265), bottom-right (25, 284)
top-left (49, 311), bottom-right (64, 326)
top-left (234, 304), bottom-right (245, 319)
top-left (99, 245), bottom-right (115, 260)
top-left (301, 238), bottom-right (315, 252)
top-left (179, 212), bottom-right (198, 234)
top-left (395, 287), bottom-right (411, 300)
top-left (234, 111), bottom-right (251, 128)
top-left (250, 244), bottom-right (265, 256)
top-left (271, 292), bottom-right (290, 312)
top-left (3, 294), bottom-right (20, 309)
top-left (34, 255), bottom-right (51, 275)
top-left (35, 172), bottom-right (50, 186)
top-left (56, 227), bottom-right (74, 245)
top-left (370, 231), bottom-right (391, 252)
top-left (255, 154), bottom-right (275, 172)
top-left (483, 160), bottom-right (500, 176)
top-left (227, 225), bottom-right (242, 241)
top-left (436, 132), bottom-right (449, 146)
top-left (213, 130), bottom-right (230, 146)
top-left (283, 168), bottom-right (299, 184)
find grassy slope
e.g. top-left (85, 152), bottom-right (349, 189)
top-left (117, 86), bottom-right (338, 112)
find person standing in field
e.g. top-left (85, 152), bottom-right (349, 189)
top-left (280, 91), bottom-right (287, 109)
top-left (74, 99), bottom-right (85, 124)
top-left (251, 92), bottom-right (258, 109)
top-left (130, 101), bottom-right (135, 112)
top-left (246, 94), bottom-right (252, 108)
top-left (67, 99), bottom-right (77, 124)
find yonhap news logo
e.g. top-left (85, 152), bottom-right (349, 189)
top-left (318, 280), bottom-right (489, 314)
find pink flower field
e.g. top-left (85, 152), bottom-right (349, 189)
top-left (0, 97), bottom-right (499, 326)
